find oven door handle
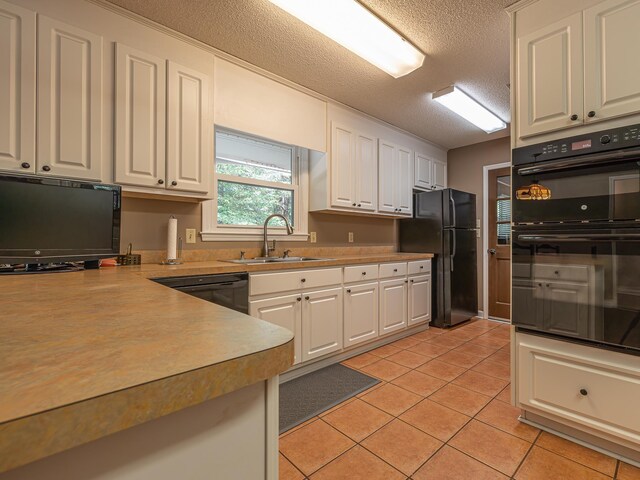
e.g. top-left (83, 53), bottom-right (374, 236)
top-left (518, 233), bottom-right (640, 242)
top-left (517, 148), bottom-right (640, 176)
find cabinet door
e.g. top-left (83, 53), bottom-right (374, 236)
top-left (584, 0), bottom-right (640, 122)
top-left (354, 131), bottom-right (377, 211)
top-left (37, 16), bottom-right (103, 181)
top-left (432, 160), bottom-right (447, 190)
top-left (302, 288), bottom-right (343, 361)
top-left (379, 278), bottom-right (408, 335)
top-left (114, 44), bottom-right (166, 189)
top-left (378, 139), bottom-right (396, 213)
top-left (249, 294), bottom-right (302, 365)
top-left (512, 280), bottom-right (544, 329)
top-left (516, 13), bottom-right (583, 139)
top-left (396, 146), bottom-right (413, 215)
top-left (408, 274), bottom-right (431, 326)
top-left (167, 61), bottom-right (210, 193)
top-left (330, 122), bottom-right (355, 208)
top-left (543, 282), bottom-right (589, 338)
top-left (344, 282), bottom-right (378, 347)
top-left (0, 1), bottom-right (35, 174)
top-left (414, 152), bottom-right (433, 191)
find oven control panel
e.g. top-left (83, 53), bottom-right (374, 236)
top-left (513, 124), bottom-right (640, 166)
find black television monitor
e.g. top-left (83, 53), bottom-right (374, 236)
top-left (0, 174), bottom-right (121, 264)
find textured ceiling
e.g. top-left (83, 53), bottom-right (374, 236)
top-left (105, 0), bottom-right (516, 149)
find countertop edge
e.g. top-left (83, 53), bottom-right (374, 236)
top-left (0, 339), bottom-right (294, 474)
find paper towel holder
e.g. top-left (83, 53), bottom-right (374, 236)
top-left (160, 236), bottom-right (183, 265)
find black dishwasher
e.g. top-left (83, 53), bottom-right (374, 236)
top-left (152, 273), bottom-right (249, 314)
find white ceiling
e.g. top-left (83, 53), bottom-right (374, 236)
top-left (105, 0), bottom-right (516, 149)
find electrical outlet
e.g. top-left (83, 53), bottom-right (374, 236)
top-left (348, 232), bottom-right (354, 243)
top-left (186, 228), bottom-right (196, 244)
top-left (310, 231), bottom-right (317, 243)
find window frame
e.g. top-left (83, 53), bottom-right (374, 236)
top-left (201, 128), bottom-right (309, 242)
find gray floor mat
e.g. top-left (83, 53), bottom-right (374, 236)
top-left (279, 363), bottom-right (380, 434)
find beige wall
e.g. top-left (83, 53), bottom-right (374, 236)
top-left (120, 198), bottom-right (396, 253)
top-left (447, 136), bottom-right (511, 312)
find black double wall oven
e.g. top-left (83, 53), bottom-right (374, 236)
top-left (512, 124), bottom-right (640, 355)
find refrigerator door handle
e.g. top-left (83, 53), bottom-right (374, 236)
top-left (451, 229), bottom-right (456, 272)
top-left (450, 191), bottom-right (457, 228)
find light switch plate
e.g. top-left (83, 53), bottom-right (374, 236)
top-left (186, 228), bottom-right (196, 244)
top-left (310, 232), bottom-right (317, 243)
top-left (348, 232), bottom-right (354, 243)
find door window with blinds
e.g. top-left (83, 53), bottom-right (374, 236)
top-left (496, 175), bottom-right (511, 245)
top-left (201, 129), bottom-right (309, 241)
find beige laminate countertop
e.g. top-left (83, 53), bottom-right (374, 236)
top-left (0, 252), bottom-right (432, 472)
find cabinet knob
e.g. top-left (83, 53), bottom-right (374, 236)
top-left (305, 296), bottom-right (310, 300)
top-left (393, 268), bottom-right (398, 272)
top-left (570, 114), bottom-right (579, 121)
top-left (42, 165), bottom-right (51, 172)
top-left (546, 283), bottom-right (550, 287)
top-left (21, 162), bottom-right (30, 169)
top-left (171, 180), bottom-right (178, 186)
top-left (357, 203), bottom-right (361, 207)
top-left (352, 203), bottom-right (357, 206)
top-left (296, 297), bottom-right (301, 302)
top-left (157, 179), bottom-right (164, 185)
top-left (587, 111), bottom-right (596, 118)
top-left (538, 283), bottom-right (543, 287)
top-left (301, 278), bottom-right (306, 283)
top-left (346, 289), bottom-right (351, 293)
top-left (554, 270), bottom-right (559, 275)
top-left (410, 279), bottom-right (414, 283)
top-left (579, 388), bottom-right (588, 396)
top-left (420, 265), bottom-right (424, 269)
top-left (404, 279), bottom-right (408, 283)
top-left (362, 272), bottom-right (366, 275)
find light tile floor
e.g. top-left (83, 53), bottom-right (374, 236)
top-left (279, 319), bottom-right (640, 479)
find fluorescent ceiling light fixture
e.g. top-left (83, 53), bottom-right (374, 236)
top-left (267, 0), bottom-right (425, 78)
top-left (433, 86), bottom-right (507, 133)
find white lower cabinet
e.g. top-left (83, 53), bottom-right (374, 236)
top-left (249, 293), bottom-right (302, 365)
top-left (343, 282), bottom-right (379, 347)
top-left (301, 288), bottom-right (343, 362)
top-left (516, 332), bottom-right (640, 449)
top-left (379, 278), bottom-right (408, 336)
top-left (408, 274), bottom-right (431, 326)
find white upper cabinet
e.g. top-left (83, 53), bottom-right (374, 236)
top-left (354, 131), bottom-right (377, 211)
top-left (414, 152), bottom-right (433, 190)
top-left (517, 13), bottom-right (584, 139)
top-left (0, 1), bottom-right (35, 174)
top-left (166, 61), bottom-right (210, 193)
top-left (584, 0), bottom-right (640, 123)
top-left (432, 159), bottom-right (447, 190)
top-left (37, 16), bottom-right (103, 181)
top-left (330, 122), bottom-right (356, 209)
top-left (378, 139), bottom-right (413, 215)
top-left (114, 44), bottom-right (166, 189)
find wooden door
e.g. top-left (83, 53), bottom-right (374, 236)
top-left (0, 0), bottom-right (35, 174)
top-left (516, 13), bottom-right (583, 139)
top-left (432, 160), bottom-right (447, 190)
top-left (301, 287), bottom-right (343, 361)
top-left (379, 278), bottom-right (407, 335)
top-left (330, 122), bottom-right (355, 208)
top-left (249, 293), bottom-right (302, 365)
top-left (408, 274), bottom-right (431, 326)
top-left (584, 0), bottom-right (640, 123)
top-left (167, 61), bottom-right (210, 193)
top-left (354, 131), bottom-right (377, 211)
top-left (343, 282), bottom-right (378, 347)
top-left (377, 139), bottom-right (396, 213)
top-left (396, 146), bottom-right (413, 215)
top-left (414, 152), bottom-right (433, 191)
top-left (37, 16), bottom-right (103, 181)
top-left (114, 43), bottom-right (166, 188)
top-left (488, 167), bottom-right (511, 320)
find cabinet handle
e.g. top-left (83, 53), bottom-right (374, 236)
top-left (579, 388), bottom-right (588, 396)
top-left (301, 278), bottom-right (306, 283)
top-left (42, 165), bottom-right (51, 172)
top-left (296, 297), bottom-right (301, 302)
top-left (171, 180), bottom-right (178, 186)
top-left (570, 114), bottom-right (579, 121)
top-left (21, 162), bottom-right (30, 169)
top-left (346, 289), bottom-right (351, 293)
top-left (157, 179), bottom-right (164, 185)
top-left (587, 111), bottom-right (596, 118)
top-left (305, 296), bottom-right (310, 300)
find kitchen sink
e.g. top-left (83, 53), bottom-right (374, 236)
top-left (224, 257), bottom-right (334, 265)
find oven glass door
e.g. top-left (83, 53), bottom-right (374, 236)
top-left (512, 225), bottom-right (640, 353)
top-left (512, 156), bottom-right (640, 224)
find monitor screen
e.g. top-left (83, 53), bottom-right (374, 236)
top-left (0, 175), bottom-right (121, 263)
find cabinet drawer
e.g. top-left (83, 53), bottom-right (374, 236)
top-left (379, 262), bottom-right (407, 279)
top-left (344, 264), bottom-right (378, 283)
top-left (250, 268), bottom-right (342, 296)
top-left (517, 334), bottom-right (640, 446)
top-left (408, 260), bottom-right (431, 275)
top-left (534, 264), bottom-right (589, 283)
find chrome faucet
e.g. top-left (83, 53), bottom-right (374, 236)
top-left (262, 214), bottom-right (293, 257)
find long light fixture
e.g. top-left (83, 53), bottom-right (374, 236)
top-left (433, 86), bottom-right (507, 133)
top-left (267, 0), bottom-right (425, 78)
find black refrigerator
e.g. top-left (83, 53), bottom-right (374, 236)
top-left (399, 189), bottom-right (478, 328)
